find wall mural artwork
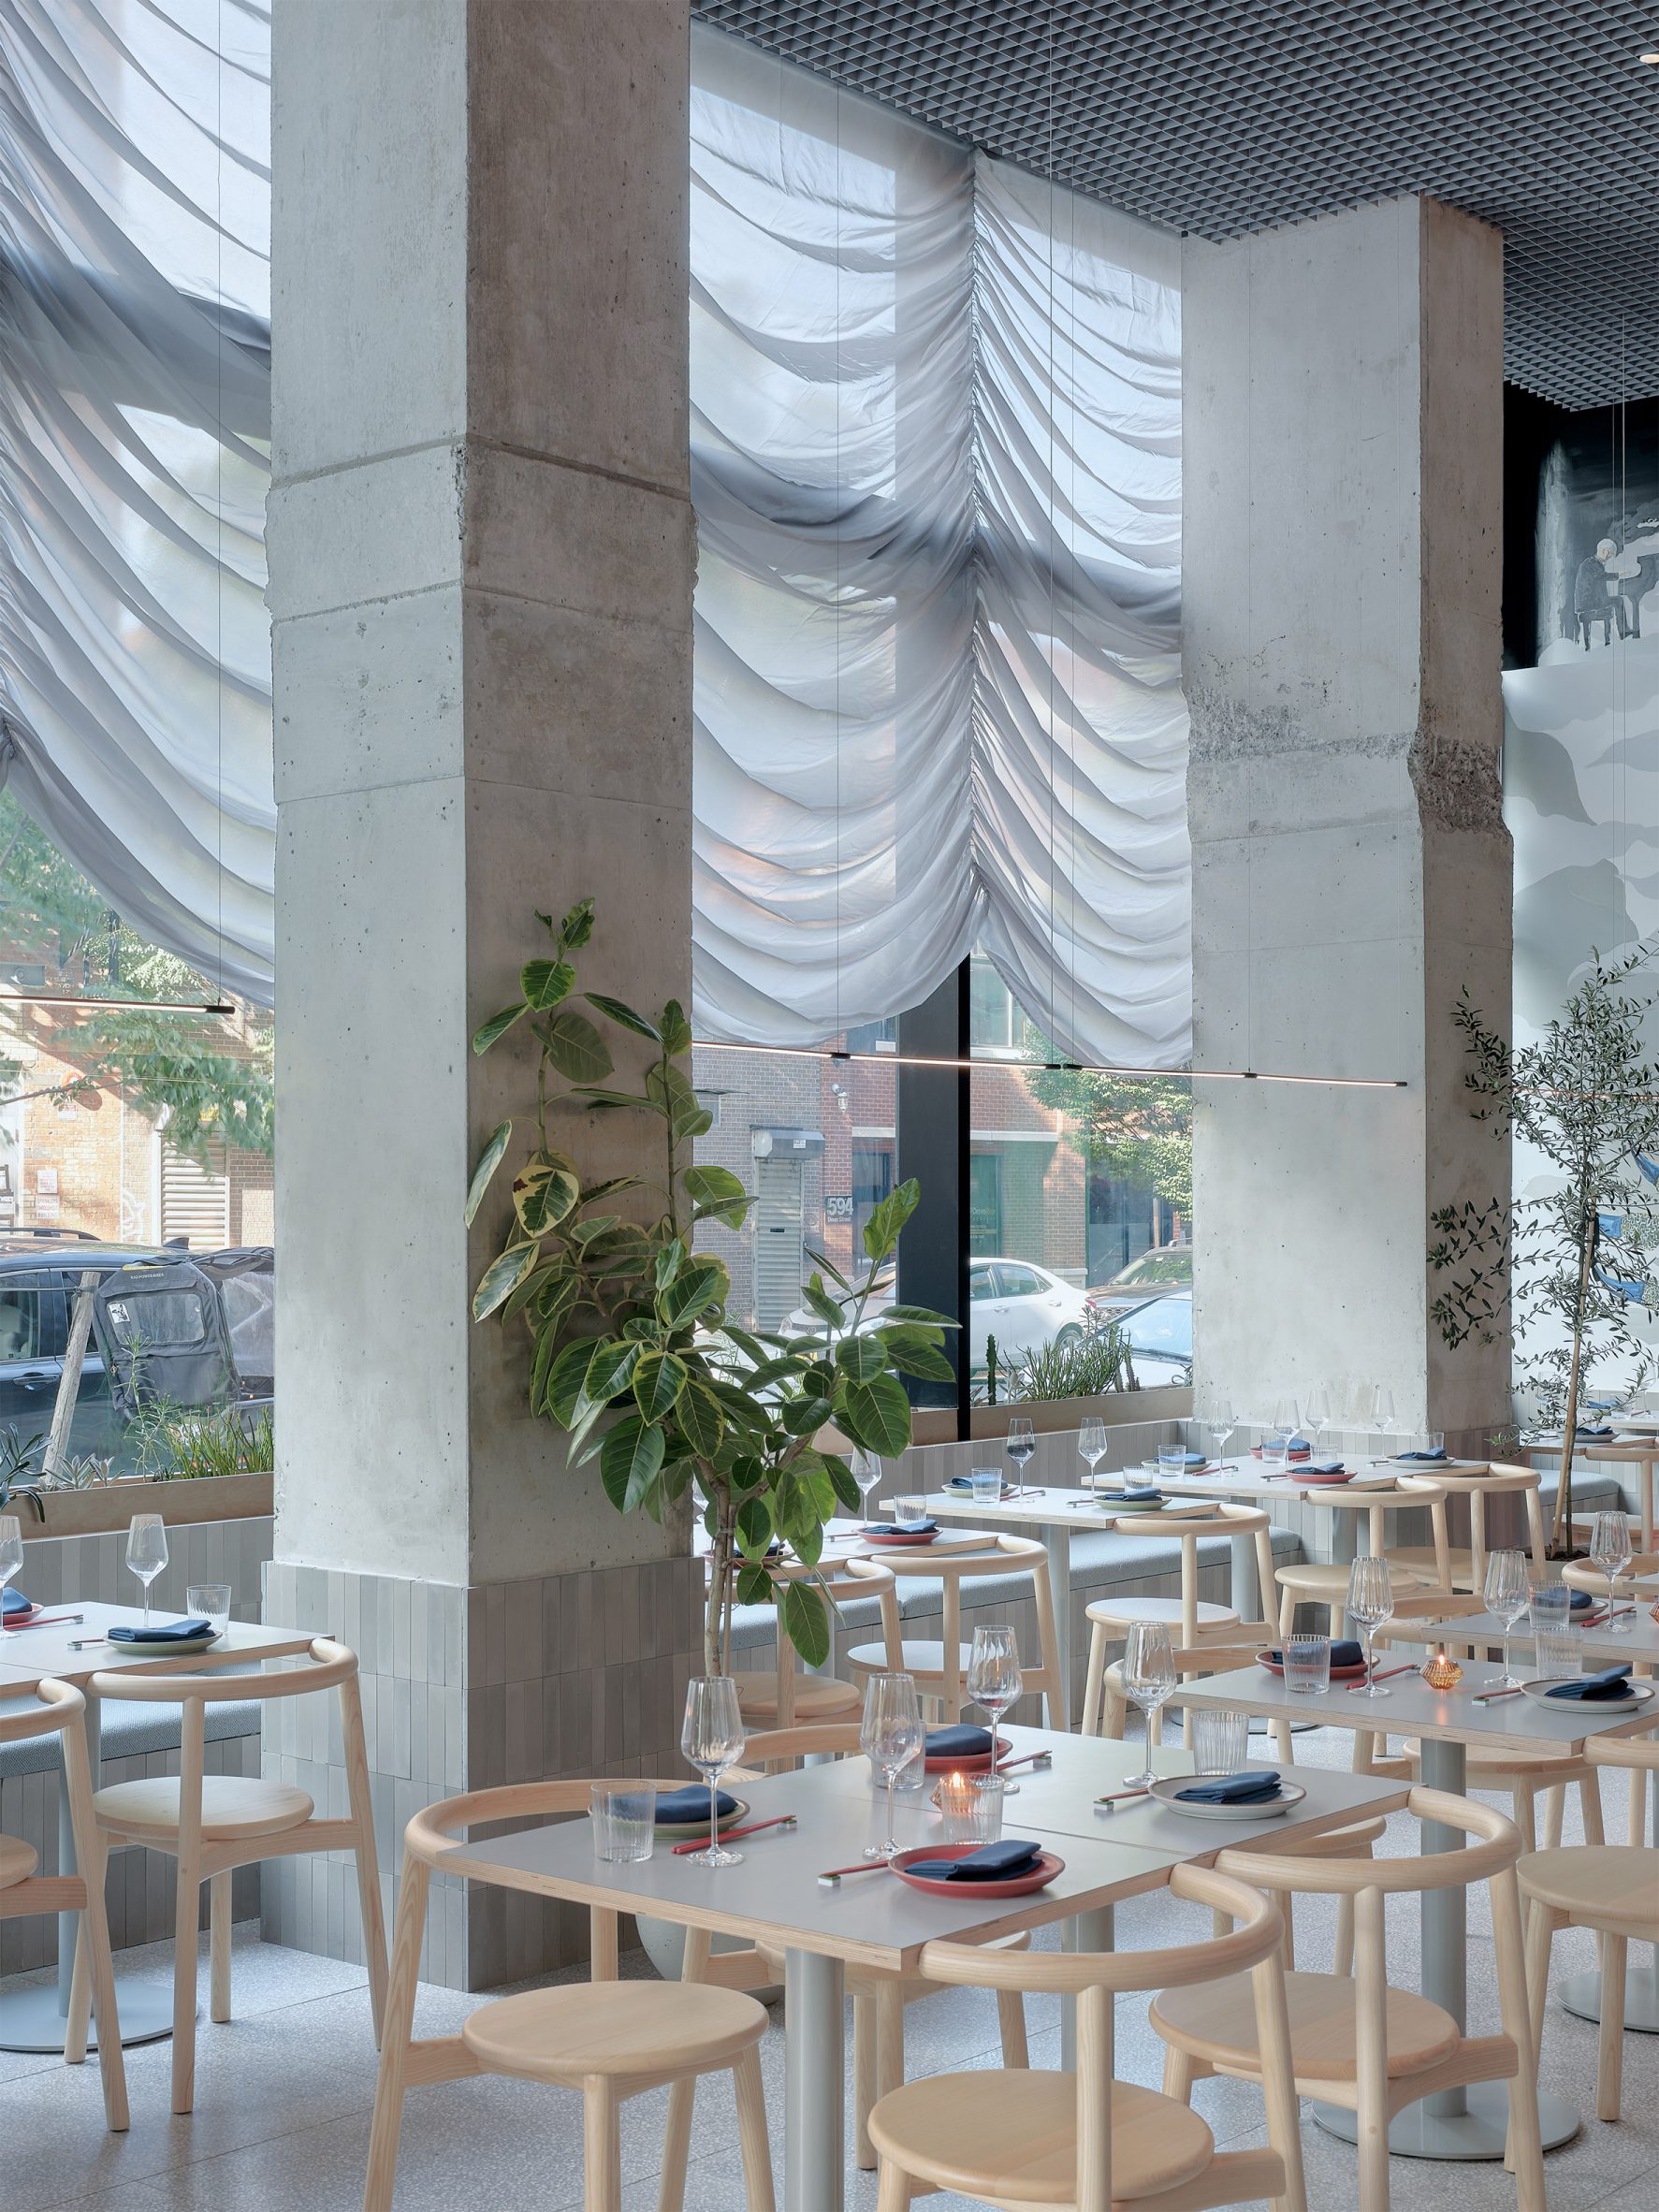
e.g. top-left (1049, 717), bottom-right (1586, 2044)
top-left (1501, 395), bottom-right (1658, 1403)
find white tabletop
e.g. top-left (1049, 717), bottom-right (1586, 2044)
top-left (1380, 1606), bottom-right (1659, 1669)
top-left (0, 1600), bottom-right (314, 1695)
top-left (443, 1759), bottom-right (1182, 1976)
top-left (1177, 1656), bottom-right (1659, 1754)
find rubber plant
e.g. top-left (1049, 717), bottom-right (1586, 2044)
top-left (465, 898), bottom-right (955, 1677)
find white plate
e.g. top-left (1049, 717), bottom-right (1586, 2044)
top-left (1519, 1677), bottom-right (1654, 1715)
top-left (1146, 1774), bottom-right (1307, 1822)
top-left (103, 1630), bottom-right (225, 1658)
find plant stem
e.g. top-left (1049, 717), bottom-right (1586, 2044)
top-left (1552, 1203), bottom-right (1596, 1551)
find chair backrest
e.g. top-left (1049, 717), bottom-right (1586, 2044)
top-left (1458, 1464), bottom-right (1548, 1579)
top-left (0, 1674), bottom-right (87, 1749)
top-left (917, 1863), bottom-right (1295, 2212)
top-left (1158, 1504), bottom-right (1275, 1641)
top-left (761, 1556), bottom-right (900, 1724)
top-left (1586, 1731), bottom-right (1659, 1775)
top-left (739, 1721), bottom-right (862, 1770)
top-left (1311, 1477), bottom-right (1450, 1581)
top-left (874, 1531), bottom-right (1048, 1579)
top-left (1, 1681), bottom-right (99, 1928)
top-left (1564, 1549), bottom-right (1659, 1595)
top-left (877, 1533), bottom-right (1062, 1723)
top-left (1215, 1784), bottom-right (1519, 1897)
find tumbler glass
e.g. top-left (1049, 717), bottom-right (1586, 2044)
top-left (1283, 1634), bottom-right (1332, 1695)
top-left (589, 1783), bottom-right (655, 1863)
top-left (1192, 1708), bottom-right (1249, 1772)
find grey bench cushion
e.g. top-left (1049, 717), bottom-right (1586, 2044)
top-left (0, 1698), bottom-right (263, 1781)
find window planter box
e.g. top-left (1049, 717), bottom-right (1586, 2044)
top-left (18, 1469), bottom-right (273, 1541)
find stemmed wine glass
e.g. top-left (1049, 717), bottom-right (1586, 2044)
top-left (1078, 1416), bottom-right (1107, 1489)
top-left (851, 1448), bottom-right (884, 1525)
top-left (0, 1515), bottom-right (23, 1616)
top-left (1121, 1622), bottom-right (1176, 1787)
top-left (680, 1677), bottom-right (747, 1868)
top-left (1482, 1549), bottom-right (1532, 1687)
top-left (1005, 1417), bottom-right (1036, 1492)
top-left (1370, 1386), bottom-right (1399, 1463)
top-left (1208, 1400), bottom-right (1236, 1465)
top-left (1590, 1510), bottom-right (1633, 1632)
top-left (1307, 1387), bottom-right (1333, 1454)
top-left (966, 1626), bottom-right (1024, 1793)
top-left (861, 1673), bottom-right (924, 1860)
top-left (125, 1513), bottom-right (168, 1628)
top-left (1346, 1557), bottom-right (1395, 1695)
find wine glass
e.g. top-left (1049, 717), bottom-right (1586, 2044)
top-left (1005, 1417), bottom-right (1036, 1491)
top-left (966, 1626), bottom-right (1024, 1793)
top-left (1209, 1400), bottom-right (1236, 1464)
top-left (861, 1672), bottom-right (924, 1860)
top-left (0, 1515), bottom-right (23, 1614)
top-left (1307, 1387), bottom-right (1332, 1452)
top-left (1482, 1549), bottom-right (1532, 1687)
top-left (1078, 1415), bottom-right (1106, 1489)
top-left (1370, 1386), bottom-right (1398, 1462)
top-left (851, 1448), bottom-right (883, 1525)
top-left (1590, 1511), bottom-right (1634, 1632)
top-left (1121, 1622), bottom-right (1176, 1787)
top-left (679, 1677), bottom-right (747, 1868)
top-left (1346, 1557), bottom-right (1395, 1695)
top-left (125, 1513), bottom-right (168, 1628)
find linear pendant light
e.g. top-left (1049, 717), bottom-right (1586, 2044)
top-left (0, 994), bottom-right (236, 1014)
top-left (691, 1038), bottom-right (1407, 1089)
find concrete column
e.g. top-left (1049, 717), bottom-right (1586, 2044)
top-left (1185, 197), bottom-right (1512, 1452)
top-left (265, 0), bottom-right (698, 1985)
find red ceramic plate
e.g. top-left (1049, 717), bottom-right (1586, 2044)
top-left (861, 1528), bottom-right (939, 1548)
top-left (923, 1732), bottom-right (1014, 1774)
top-left (893, 1843), bottom-right (1064, 1899)
top-left (1, 1604), bottom-right (40, 1627)
top-left (1256, 1648), bottom-right (1369, 1682)
top-left (1301, 1468), bottom-right (1354, 1485)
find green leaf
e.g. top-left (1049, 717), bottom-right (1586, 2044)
top-left (879, 1327), bottom-right (955, 1382)
top-left (580, 1175), bottom-right (642, 1206)
top-left (585, 993), bottom-right (661, 1041)
top-left (735, 1561), bottom-right (773, 1608)
top-left (558, 896), bottom-right (595, 951)
top-left (735, 1493), bottom-right (774, 1554)
top-left (471, 1241), bottom-right (539, 1321)
top-left (600, 1416), bottom-right (665, 1513)
top-left (513, 1155), bottom-right (580, 1238)
top-left (659, 1258), bottom-right (728, 1328)
top-left (633, 1349), bottom-right (689, 1424)
top-left (583, 1340), bottom-right (641, 1407)
top-left (473, 1002), bottom-right (528, 1055)
top-left (835, 1372), bottom-right (911, 1456)
top-left (803, 1276), bottom-right (847, 1331)
top-left (780, 1391), bottom-right (832, 1436)
top-left (805, 1245), bottom-right (854, 1292)
top-left (540, 1010), bottom-right (612, 1084)
top-left (656, 1238), bottom-right (686, 1292)
top-left (681, 1163), bottom-right (750, 1228)
top-left (659, 998), bottom-right (693, 1056)
top-left (501, 1257), bottom-right (561, 1324)
top-left (677, 1376), bottom-right (726, 1457)
top-left (782, 1579), bottom-right (831, 1668)
top-left (862, 1177), bottom-right (921, 1262)
top-left (569, 1215), bottom-right (623, 1245)
top-left (521, 957), bottom-right (575, 1011)
top-left (572, 1085), bottom-right (654, 1112)
top-left (546, 1338), bottom-right (599, 1424)
top-left (464, 1120), bottom-right (514, 1225)
top-left (530, 1323), bottom-right (560, 1416)
top-left (834, 1333), bottom-right (885, 1384)
top-left (883, 1304), bottom-right (960, 1330)
top-left (821, 1451), bottom-right (862, 1515)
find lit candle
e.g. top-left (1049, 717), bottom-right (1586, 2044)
top-left (1421, 1646), bottom-right (1463, 1689)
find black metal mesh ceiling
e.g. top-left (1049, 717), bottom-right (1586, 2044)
top-left (692, 0), bottom-right (1659, 411)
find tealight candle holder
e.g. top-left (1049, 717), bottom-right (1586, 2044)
top-left (1420, 1646), bottom-right (1463, 1690)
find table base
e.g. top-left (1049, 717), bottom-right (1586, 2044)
top-left (1560, 1963), bottom-right (1659, 2033)
top-left (0, 1980), bottom-right (176, 2054)
top-left (1313, 2083), bottom-right (1580, 2160)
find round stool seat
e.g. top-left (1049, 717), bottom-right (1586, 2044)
top-left (461, 1979), bottom-right (768, 2083)
top-left (94, 1774), bottom-right (313, 1841)
top-left (1387, 1544), bottom-right (1477, 1588)
top-left (1153, 1967), bottom-right (1460, 2084)
top-left (1274, 1559), bottom-right (1440, 1603)
top-left (0, 1832), bottom-right (39, 1888)
top-left (1084, 1595), bottom-right (1239, 1634)
top-left (735, 1675), bottom-right (860, 1724)
top-left (1517, 1845), bottom-right (1659, 1930)
top-left (846, 1640), bottom-right (971, 1681)
top-left (870, 2072), bottom-right (1212, 2204)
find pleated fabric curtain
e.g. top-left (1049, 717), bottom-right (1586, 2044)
top-left (0, 0), bottom-right (274, 1002)
top-left (690, 25), bottom-right (1190, 1069)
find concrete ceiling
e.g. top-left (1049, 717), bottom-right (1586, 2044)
top-left (691, 0), bottom-right (1659, 412)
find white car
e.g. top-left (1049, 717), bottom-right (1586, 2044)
top-left (782, 1256), bottom-right (1099, 1365)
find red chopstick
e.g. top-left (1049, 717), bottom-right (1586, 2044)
top-left (1368, 1664), bottom-right (1419, 1682)
top-left (1474, 1684), bottom-right (1523, 1703)
top-left (818, 1859), bottom-right (892, 1884)
top-left (671, 1815), bottom-right (796, 1855)
top-left (2, 1611), bottom-right (84, 1630)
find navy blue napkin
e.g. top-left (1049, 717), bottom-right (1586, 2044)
top-left (107, 1618), bottom-right (213, 1644)
top-left (1107, 1483), bottom-right (1161, 1503)
top-left (1305, 1459), bottom-right (1347, 1477)
top-left (1545, 1667), bottom-right (1632, 1703)
top-left (862, 1519), bottom-right (938, 1535)
top-left (1155, 1449), bottom-right (1206, 1467)
top-left (1174, 1769), bottom-right (1284, 1804)
top-left (1575, 1426), bottom-right (1614, 1439)
top-left (925, 1724), bottom-right (995, 1759)
top-left (2, 1587), bottom-right (32, 1619)
top-left (1394, 1448), bottom-right (1448, 1463)
top-left (1568, 1589), bottom-right (1596, 1614)
top-left (1266, 1639), bottom-right (1363, 1668)
top-left (903, 1839), bottom-right (1042, 1882)
top-left (947, 1476), bottom-right (1006, 1493)
top-left (653, 1786), bottom-right (740, 1824)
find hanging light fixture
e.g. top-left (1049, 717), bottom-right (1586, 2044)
top-left (690, 1037), bottom-right (1406, 1088)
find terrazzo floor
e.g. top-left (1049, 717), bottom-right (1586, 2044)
top-left (1, 1725), bottom-right (1654, 2211)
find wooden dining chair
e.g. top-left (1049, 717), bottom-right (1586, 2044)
top-left (1519, 1730), bottom-right (1659, 2122)
top-left (739, 1721), bottom-right (1030, 2173)
top-left (68, 1637), bottom-right (386, 2116)
top-left (0, 1681), bottom-right (128, 2131)
top-left (844, 1534), bottom-right (1066, 1728)
top-left (735, 1557), bottom-right (901, 1730)
top-left (1383, 1464), bottom-right (1547, 1594)
top-left (1151, 1787), bottom-right (1546, 2212)
top-left (867, 1860), bottom-right (1304, 2212)
top-left (1273, 1477), bottom-right (1457, 1637)
top-left (1563, 1548), bottom-right (1659, 1608)
top-left (363, 1779), bottom-right (774, 2212)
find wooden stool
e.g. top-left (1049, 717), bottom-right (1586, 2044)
top-left (735, 1558), bottom-right (899, 1729)
top-left (1151, 1786), bottom-right (1545, 2212)
top-left (363, 1779), bottom-right (773, 2212)
top-left (1275, 1812), bottom-right (1388, 1973)
top-left (1360, 1735), bottom-right (1604, 1855)
top-left (0, 1681), bottom-right (128, 2132)
top-left (867, 1861), bottom-right (1304, 2212)
top-left (1273, 1477), bottom-right (1456, 1638)
top-left (1089, 1635), bottom-right (1296, 1766)
top-left (844, 1534), bottom-right (1065, 1728)
top-left (69, 1638), bottom-right (386, 2117)
top-left (1385, 1464), bottom-right (1547, 1594)
top-left (1520, 1732), bottom-right (1659, 2122)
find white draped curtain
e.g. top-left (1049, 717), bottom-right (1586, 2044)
top-left (0, 0), bottom-right (274, 1001)
top-left (690, 27), bottom-right (1190, 1067)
